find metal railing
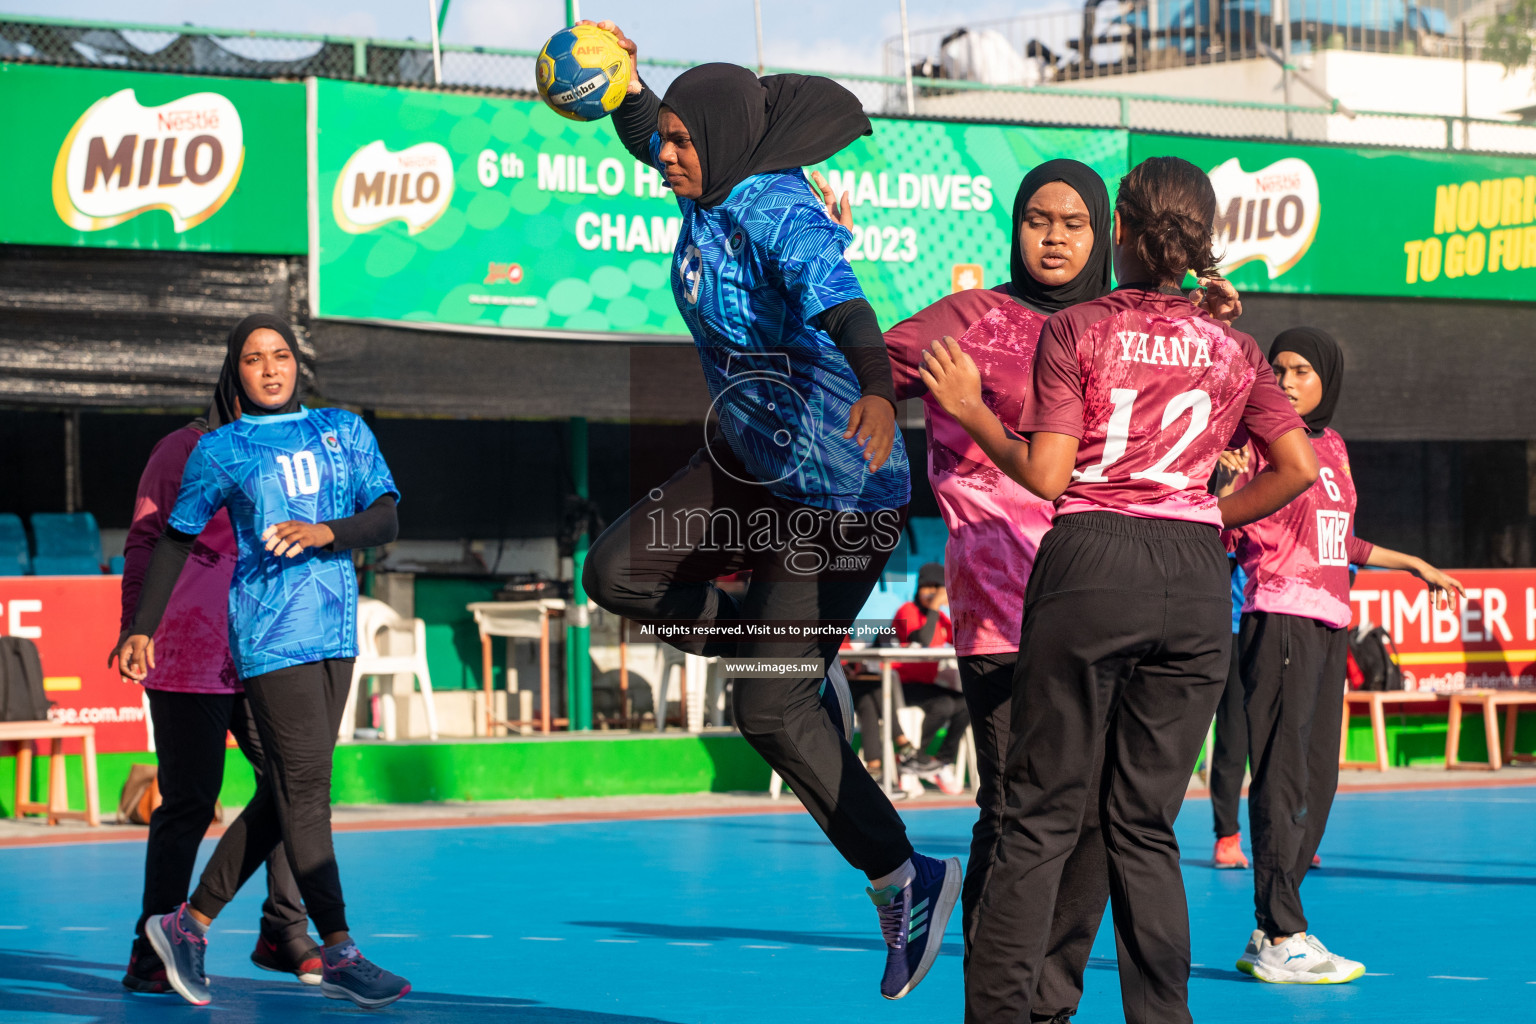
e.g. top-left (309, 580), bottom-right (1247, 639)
top-left (882, 0), bottom-right (1499, 85)
top-left (2, 14), bottom-right (1533, 155)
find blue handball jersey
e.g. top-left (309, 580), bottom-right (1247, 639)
top-left (655, 137), bottom-right (910, 513)
top-left (168, 407), bottom-right (399, 679)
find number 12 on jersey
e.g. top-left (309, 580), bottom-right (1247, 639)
top-left (276, 452), bottom-right (321, 497)
top-left (1073, 387), bottom-right (1212, 489)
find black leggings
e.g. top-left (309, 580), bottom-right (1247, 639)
top-left (583, 442), bottom-right (914, 879)
top-left (902, 682), bottom-right (969, 763)
top-left (959, 652), bottom-right (1109, 1024)
top-left (190, 659), bottom-right (352, 937)
top-left (1209, 636), bottom-right (1248, 838)
top-left (964, 512), bottom-right (1230, 1024)
top-left (139, 689), bottom-right (307, 942)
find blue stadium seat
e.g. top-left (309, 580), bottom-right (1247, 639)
top-left (0, 514), bottom-right (29, 576)
top-left (31, 512), bottom-right (104, 576)
top-left (109, 556), bottom-right (125, 575)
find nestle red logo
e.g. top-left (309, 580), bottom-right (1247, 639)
top-left (484, 261), bottom-right (524, 284)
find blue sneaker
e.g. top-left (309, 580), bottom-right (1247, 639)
top-left (820, 658), bottom-right (854, 741)
top-left (144, 903), bottom-right (211, 1006)
top-left (868, 852), bottom-right (961, 999)
top-left (321, 942), bottom-right (411, 1008)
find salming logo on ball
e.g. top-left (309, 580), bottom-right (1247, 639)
top-left (51, 88), bottom-right (245, 233)
top-left (1206, 157), bottom-right (1320, 278)
top-left (333, 140), bottom-right (454, 236)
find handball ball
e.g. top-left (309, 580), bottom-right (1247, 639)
top-left (536, 25), bottom-right (631, 122)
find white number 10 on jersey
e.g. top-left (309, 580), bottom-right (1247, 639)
top-left (276, 452), bottom-right (321, 497)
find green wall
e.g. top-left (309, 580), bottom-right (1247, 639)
top-left (2, 713), bottom-right (1531, 821)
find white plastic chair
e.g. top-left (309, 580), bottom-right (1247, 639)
top-left (343, 597), bottom-right (440, 741)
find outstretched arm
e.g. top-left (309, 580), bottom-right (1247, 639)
top-left (918, 337), bottom-right (1078, 500)
top-left (1363, 545), bottom-right (1465, 610)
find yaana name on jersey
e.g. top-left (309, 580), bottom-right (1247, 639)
top-left (1116, 330), bottom-right (1215, 368)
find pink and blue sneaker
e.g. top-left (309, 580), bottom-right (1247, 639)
top-left (144, 903), bottom-right (210, 1006)
top-left (868, 852), bottom-right (962, 999)
top-left (321, 941), bottom-right (411, 1008)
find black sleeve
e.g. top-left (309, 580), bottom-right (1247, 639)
top-left (912, 609), bottom-right (940, 647)
top-left (818, 298), bottom-right (897, 410)
top-left (324, 493), bottom-right (398, 552)
top-left (128, 528), bottom-right (196, 638)
top-left (612, 82), bottom-right (662, 163)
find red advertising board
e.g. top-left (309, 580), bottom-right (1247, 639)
top-left (0, 576), bottom-right (150, 753)
top-left (1349, 569), bottom-right (1536, 693)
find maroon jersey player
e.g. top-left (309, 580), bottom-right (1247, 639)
top-left (1217, 327), bottom-right (1462, 984)
top-left (922, 156), bottom-right (1319, 1024)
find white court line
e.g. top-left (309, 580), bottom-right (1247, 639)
top-left (1364, 972), bottom-right (1393, 976)
top-left (221, 929), bottom-right (259, 935)
top-left (0, 925), bottom-right (27, 930)
top-left (597, 939), bottom-right (638, 944)
top-left (452, 934), bottom-right (495, 939)
top-left (743, 944), bottom-right (786, 949)
top-left (1429, 975), bottom-right (1488, 981)
top-left (668, 942), bottom-right (711, 947)
top-left (817, 947), bottom-right (865, 952)
top-left (60, 927), bottom-right (105, 932)
top-left (522, 936), bottom-right (564, 942)
top-left (370, 933), bottom-right (419, 938)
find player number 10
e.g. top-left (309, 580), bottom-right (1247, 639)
top-left (276, 452), bottom-right (321, 497)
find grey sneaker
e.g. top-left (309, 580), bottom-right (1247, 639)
top-left (320, 942), bottom-right (411, 1008)
top-left (145, 904), bottom-right (211, 1006)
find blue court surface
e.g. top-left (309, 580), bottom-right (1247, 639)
top-left (1, 784), bottom-right (1531, 1023)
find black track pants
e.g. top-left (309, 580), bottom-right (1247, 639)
top-left (959, 652), bottom-right (1109, 1024)
top-left (191, 659), bottom-right (352, 937)
top-left (138, 689), bottom-right (307, 942)
top-left (1241, 610), bottom-right (1347, 937)
top-left (1209, 637), bottom-right (1248, 838)
top-left (964, 512), bottom-right (1230, 1024)
top-left (583, 442), bottom-right (914, 879)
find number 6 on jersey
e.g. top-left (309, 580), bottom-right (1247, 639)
top-left (276, 452), bottom-right (321, 497)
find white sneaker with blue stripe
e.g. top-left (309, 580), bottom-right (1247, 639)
top-left (867, 852), bottom-right (961, 999)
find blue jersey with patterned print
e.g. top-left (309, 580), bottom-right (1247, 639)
top-left (654, 137), bottom-right (910, 512)
top-left (168, 407), bottom-right (399, 679)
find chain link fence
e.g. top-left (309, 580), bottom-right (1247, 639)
top-left (3, 14), bottom-right (1533, 154)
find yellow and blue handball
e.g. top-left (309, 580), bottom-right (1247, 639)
top-left (536, 25), bottom-right (631, 122)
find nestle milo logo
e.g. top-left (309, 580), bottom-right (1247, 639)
top-left (51, 88), bottom-right (245, 233)
top-left (1207, 157), bottom-right (1320, 279)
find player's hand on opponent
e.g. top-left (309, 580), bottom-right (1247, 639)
top-left (1409, 561), bottom-right (1466, 611)
top-left (115, 633), bottom-right (155, 683)
top-left (845, 396), bottom-right (896, 473)
top-left (809, 171), bottom-right (853, 229)
top-left (579, 20), bottom-right (642, 95)
top-left (1210, 446), bottom-right (1249, 496)
top-left (1189, 275), bottom-right (1242, 324)
top-left (262, 521), bottom-right (336, 558)
top-left (918, 337), bottom-right (985, 422)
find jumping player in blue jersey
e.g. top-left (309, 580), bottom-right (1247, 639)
top-left (579, 21), bottom-right (961, 1001)
top-left (118, 314), bottom-right (410, 1010)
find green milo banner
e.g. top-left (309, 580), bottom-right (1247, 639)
top-left (1129, 133), bottom-right (1536, 301)
top-left (311, 77), bottom-right (1126, 336)
top-left (0, 62), bottom-right (305, 254)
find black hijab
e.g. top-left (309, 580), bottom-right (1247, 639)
top-left (1268, 326), bottom-right (1342, 433)
top-left (207, 313), bottom-right (302, 426)
top-left (661, 63), bottom-right (871, 210)
top-left (1008, 159), bottom-right (1113, 315)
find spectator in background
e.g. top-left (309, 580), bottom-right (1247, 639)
top-left (110, 336), bottom-right (319, 995)
top-left (892, 563), bottom-right (969, 795)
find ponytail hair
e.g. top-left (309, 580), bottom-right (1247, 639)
top-left (1115, 157), bottom-right (1217, 286)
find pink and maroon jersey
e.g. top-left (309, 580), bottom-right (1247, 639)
top-left (886, 286), bottom-right (1055, 656)
top-left (1225, 429), bottom-right (1375, 628)
top-left (1021, 288), bottom-right (1302, 526)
